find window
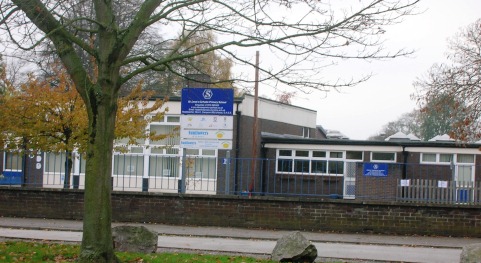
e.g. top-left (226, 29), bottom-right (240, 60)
top-left (457, 154), bottom-right (474, 164)
top-left (311, 160), bottom-right (327, 173)
top-left (439, 154), bottom-right (453, 163)
top-left (113, 154), bottom-right (144, 176)
top-left (167, 116), bottom-right (180, 122)
top-left (421, 153), bottom-right (436, 163)
top-left (150, 124), bottom-right (180, 146)
top-left (44, 152), bottom-right (67, 173)
top-left (328, 161), bottom-right (344, 174)
top-left (295, 150), bottom-right (309, 157)
top-left (346, 151), bottom-right (363, 160)
top-left (183, 149), bottom-right (218, 180)
top-left (130, 147), bottom-right (143, 154)
top-left (312, 151), bottom-right (326, 158)
top-left (371, 152), bottom-right (396, 162)
top-left (330, 152), bottom-right (343, 158)
top-left (277, 150), bottom-right (294, 172)
top-left (420, 153), bottom-right (456, 164)
top-left (277, 159), bottom-right (293, 172)
top-left (186, 149), bottom-right (199, 155)
top-left (149, 155), bottom-right (179, 177)
top-left (5, 152), bottom-right (23, 171)
top-left (302, 127), bottom-right (310, 138)
top-left (185, 156), bottom-right (216, 179)
top-left (294, 160), bottom-right (310, 173)
top-left (202, 149), bottom-right (216, 156)
top-left (76, 154), bottom-right (87, 174)
top-left (276, 149), bottom-right (347, 176)
top-left (279, 150), bottom-right (292, 156)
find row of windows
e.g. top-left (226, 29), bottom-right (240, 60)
top-left (277, 150), bottom-right (397, 162)
top-left (278, 150), bottom-right (362, 159)
top-left (116, 115), bottom-right (181, 147)
top-left (276, 150), bottom-right (364, 175)
top-left (275, 150), bottom-right (476, 175)
top-left (278, 159), bottom-right (345, 175)
top-left (3, 151), bottom-right (216, 180)
top-left (111, 115), bottom-right (215, 179)
top-left (112, 155), bottom-right (216, 179)
top-left (420, 153), bottom-right (474, 164)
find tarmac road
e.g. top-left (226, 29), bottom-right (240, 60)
top-left (0, 217), bottom-right (477, 263)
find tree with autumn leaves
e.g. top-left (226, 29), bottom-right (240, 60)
top-left (0, 65), bottom-right (168, 188)
top-left (414, 18), bottom-right (481, 142)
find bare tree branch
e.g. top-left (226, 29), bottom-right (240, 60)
top-left (414, 18), bottom-right (481, 142)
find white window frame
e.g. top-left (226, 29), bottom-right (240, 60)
top-left (420, 153), bottom-right (453, 165)
top-left (456, 154), bottom-right (475, 164)
top-left (275, 149), bottom-right (349, 176)
top-left (370, 152), bottom-right (397, 163)
top-left (112, 152), bottom-right (145, 177)
top-left (3, 151), bottom-right (23, 171)
top-left (302, 127), bottom-right (310, 138)
top-left (420, 153), bottom-right (438, 164)
top-left (148, 120), bottom-right (180, 148)
top-left (44, 152), bottom-right (69, 174)
top-left (184, 149), bottom-right (218, 180)
top-left (420, 153), bottom-right (473, 165)
top-left (346, 151), bottom-right (364, 161)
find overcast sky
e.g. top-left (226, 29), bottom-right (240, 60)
top-left (278, 0), bottom-right (481, 140)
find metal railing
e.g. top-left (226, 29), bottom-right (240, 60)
top-left (397, 179), bottom-right (481, 204)
top-left (1, 150), bottom-right (480, 205)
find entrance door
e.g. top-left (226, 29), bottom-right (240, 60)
top-left (455, 165), bottom-right (474, 203)
top-left (343, 162), bottom-right (356, 199)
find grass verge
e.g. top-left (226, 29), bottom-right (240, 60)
top-left (0, 241), bottom-right (276, 262)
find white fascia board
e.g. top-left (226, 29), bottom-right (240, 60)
top-left (405, 147), bottom-right (481, 155)
top-left (264, 143), bottom-right (403, 152)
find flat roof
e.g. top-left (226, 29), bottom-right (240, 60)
top-left (261, 133), bottom-right (481, 149)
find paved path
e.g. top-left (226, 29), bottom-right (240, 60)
top-left (0, 217), bottom-right (478, 262)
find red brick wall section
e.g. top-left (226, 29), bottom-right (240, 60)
top-left (1, 187), bottom-right (481, 237)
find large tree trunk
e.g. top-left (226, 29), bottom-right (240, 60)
top-left (78, 91), bottom-right (119, 263)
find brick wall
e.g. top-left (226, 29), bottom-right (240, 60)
top-left (1, 187), bottom-right (481, 237)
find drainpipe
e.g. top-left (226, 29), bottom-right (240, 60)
top-left (260, 143), bottom-right (267, 195)
top-left (402, 146), bottom-right (408, 179)
top-left (21, 138), bottom-right (27, 187)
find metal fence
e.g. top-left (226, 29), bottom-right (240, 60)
top-left (1, 150), bottom-right (481, 205)
top-left (397, 180), bottom-right (481, 205)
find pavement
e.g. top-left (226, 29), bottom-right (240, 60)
top-left (0, 217), bottom-right (479, 263)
